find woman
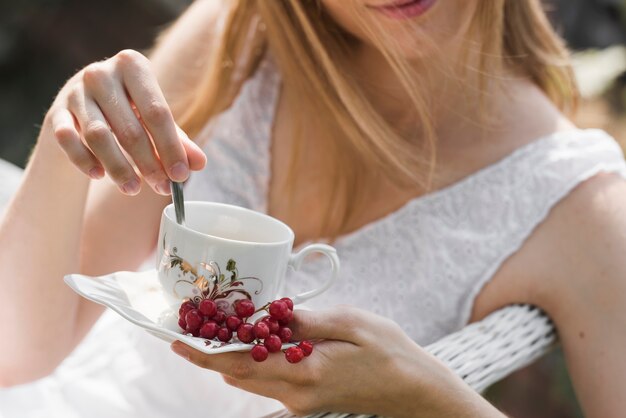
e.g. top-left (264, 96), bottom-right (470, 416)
top-left (1, 0), bottom-right (625, 417)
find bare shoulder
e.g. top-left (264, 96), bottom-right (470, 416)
top-left (149, 0), bottom-right (224, 115)
top-left (472, 170), bottom-right (626, 415)
top-left (530, 171), bottom-right (626, 318)
top-left (472, 170), bottom-right (626, 322)
top-left (151, 0), bottom-right (222, 61)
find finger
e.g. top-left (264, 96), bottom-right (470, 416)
top-left (290, 307), bottom-right (369, 344)
top-left (171, 341), bottom-right (293, 381)
top-left (50, 107), bottom-right (103, 179)
top-left (177, 125), bottom-right (207, 171)
top-left (221, 374), bottom-right (293, 401)
top-left (129, 97), bottom-right (205, 173)
top-left (88, 76), bottom-right (170, 194)
top-left (171, 342), bottom-right (259, 379)
top-left (117, 51), bottom-right (189, 182)
top-left (68, 90), bottom-right (141, 195)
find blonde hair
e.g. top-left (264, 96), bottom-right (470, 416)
top-left (169, 0), bottom-right (577, 239)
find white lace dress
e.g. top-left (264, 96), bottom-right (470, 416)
top-left (2, 58), bottom-right (626, 417)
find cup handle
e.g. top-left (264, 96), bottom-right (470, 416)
top-left (288, 243), bottom-right (340, 305)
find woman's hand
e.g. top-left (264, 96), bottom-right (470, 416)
top-left (170, 306), bottom-right (504, 418)
top-left (45, 49), bottom-right (206, 195)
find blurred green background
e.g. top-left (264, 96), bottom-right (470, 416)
top-left (2, 1), bottom-right (625, 417)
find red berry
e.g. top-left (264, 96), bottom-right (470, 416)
top-left (280, 297), bottom-right (294, 310)
top-left (198, 299), bottom-right (217, 318)
top-left (236, 323), bottom-right (255, 343)
top-left (217, 327), bottom-right (233, 342)
top-left (212, 310), bottom-right (226, 325)
top-left (253, 321), bottom-right (270, 339)
top-left (235, 299), bottom-right (256, 318)
top-left (177, 317), bottom-right (187, 330)
top-left (264, 334), bottom-right (282, 353)
top-left (225, 315), bottom-right (242, 331)
top-left (278, 309), bottom-right (293, 326)
top-left (298, 340), bottom-right (314, 357)
top-left (261, 316), bottom-right (280, 334)
top-left (199, 321), bottom-right (220, 339)
top-left (278, 326), bottom-right (293, 343)
top-left (185, 309), bottom-right (203, 331)
top-left (179, 300), bottom-right (196, 317)
top-left (269, 300), bottom-right (289, 320)
top-left (251, 344), bottom-right (269, 362)
top-left (284, 346), bottom-right (304, 363)
top-left (185, 325), bottom-right (200, 337)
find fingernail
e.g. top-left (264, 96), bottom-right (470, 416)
top-left (171, 342), bottom-right (190, 361)
top-left (121, 179), bottom-right (139, 195)
top-left (88, 167), bottom-right (103, 179)
top-left (170, 162), bottom-right (189, 182)
top-left (156, 179), bottom-right (171, 196)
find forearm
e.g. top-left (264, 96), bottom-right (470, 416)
top-left (408, 384), bottom-right (506, 418)
top-left (387, 351), bottom-right (506, 418)
top-left (0, 119), bottom-right (91, 385)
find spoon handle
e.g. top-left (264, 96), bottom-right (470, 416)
top-left (170, 181), bottom-right (186, 226)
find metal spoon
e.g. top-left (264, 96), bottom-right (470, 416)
top-left (170, 181), bottom-right (186, 226)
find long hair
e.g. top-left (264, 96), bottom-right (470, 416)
top-left (163, 0), bottom-right (577, 239)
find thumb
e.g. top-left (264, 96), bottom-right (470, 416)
top-left (290, 306), bottom-right (369, 344)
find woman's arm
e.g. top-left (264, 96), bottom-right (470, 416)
top-left (528, 172), bottom-right (626, 418)
top-left (74, 0), bottom-right (222, 345)
top-left (0, 0), bottom-right (221, 386)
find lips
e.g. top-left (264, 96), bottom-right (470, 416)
top-left (366, 0), bottom-right (437, 20)
top-left (368, 0), bottom-right (418, 7)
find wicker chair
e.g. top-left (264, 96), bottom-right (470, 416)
top-left (0, 160), bottom-right (557, 418)
top-left (263, 304), bottom-right (557, 418)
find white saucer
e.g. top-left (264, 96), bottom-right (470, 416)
top-left (64, 269), bottom-right (288, 354)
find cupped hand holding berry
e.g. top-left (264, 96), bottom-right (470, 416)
top-left (44, 49), bottom-right (207, 195)
top-left (170, 306), bottom-right (504, 418)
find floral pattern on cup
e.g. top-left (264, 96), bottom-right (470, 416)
top-left (159, 241), bottom-right (263, 315)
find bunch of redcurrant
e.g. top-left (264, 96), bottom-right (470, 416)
top-left (177, 297), bottom-right (313, 363)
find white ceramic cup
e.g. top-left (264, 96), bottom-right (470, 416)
top-left (156, 202), bottom-right (340, 313)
